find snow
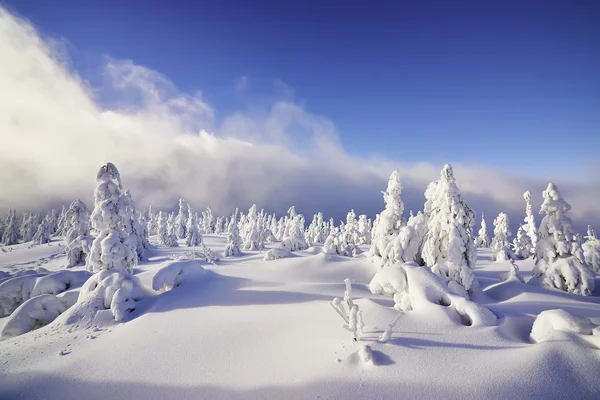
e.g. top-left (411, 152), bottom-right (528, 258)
top-left (530, 309), bottom-right (597, 342)
top-left (1, 237), bottom-right (599, 399)
top-left (152, 259), bottom-right (209, 292)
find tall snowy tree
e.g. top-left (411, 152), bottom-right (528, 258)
top-left (370, 171), bottom-right (404, 258)
top-left (523, 191), bottom-right (538, 251)
top-left (1, 209), bottom-right (19, 246)
top-left (342, 209), bottom-right (359, 247)
top-left (224, 221), bottom-right (242, 257)
top-left (185, 210), bottom-right (201, 246)
top-left (87, 163), bottom-right (137, 274)
top-left (55, 205), bottom-right (68, 236)
top-left (174, 198), bottom-right (187, 239)
top-left (65, 199), bottom-right (92, 267)
top-left (421, 164), bottom-right (477, 292)
top-left (124, 189), bottom-right (149, 260)
top-left (512, 225), bottom-right (533, 260)
top-left (474, 213), bottom-right (490, 248)
top-left (202, 207), bottom-right (215, 234)
top-left (357, 214), bottom-right (372, 245)
top-left (242, 205), bottom-right (264, 251)
top-left (532, 183), bottom-right (595, 295)
top-left (166, 212), bottom-right (179, 247)
top-left (491, 213), bottom-right (513, 261)
top-left (32, 220), bottom-right (50, 245)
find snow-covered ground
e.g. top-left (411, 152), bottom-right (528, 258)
top-left (1, 236), bottom-right (599, 400)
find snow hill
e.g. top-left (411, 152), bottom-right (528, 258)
top-left (1, 235), bottom-right (599, 400)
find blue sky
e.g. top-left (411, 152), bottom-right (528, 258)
top-left (5, 0), bottom-right (600, 177)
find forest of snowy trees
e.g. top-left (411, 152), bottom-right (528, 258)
top-left (1, 161), bottom-right (599, 308)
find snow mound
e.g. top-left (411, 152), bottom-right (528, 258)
top-left (264, 247), bottom-right (293, 261)
top-left (530, 309), bottom-right (597, 343)
top-left (0, 271), bottom-right (90, 316)
top-left (370, 262), bottom-right (497, 327)
top-left (152, 259), bottom-right (208, 292)
top-left (1, 293), bottom-right (77, 339)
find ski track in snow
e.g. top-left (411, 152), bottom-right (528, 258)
top-left (0, 236), bottom-right (599, 400)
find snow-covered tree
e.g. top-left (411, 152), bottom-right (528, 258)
top-left (65, 199), bottom-right (92, 267)
top-left (21, 213), bottom-right (40, 243)
top-left (474, 213), bottom-right (490, 248)
top-left (175, 198), bottom-right (187, 239)
top-left (214, 216), bottom-right (224, 235)
top-left (147, 206), bottom-right (157, 235)
top-left (2, 209), bottom-right (19, 246)
top-left (532, 183), bottom-right (595, 295)
top-left (45, 209), bottom-right (58, 235)
top-left (166, 212), bottom-right (179, 247)
top-left (343, 210), bottom-right (359, 247)
top-left (32, 221), bottom-right (51, 245)
top-left (370, 171), bottom-right (404, 258)
top-left (323, 227), bottom-right (353, 256)
top-left (281, 214), bottom-right (308, 251)
top-left (87, 163), bottom-right (137, 274)
top-left (242, 205), bottom-right (264, 250)
top-left (55, 205), bottom-right (68, 236)
top-left (512, 225), bottom-right (533, 260)
top-left (202, 207), bottom-right (215, 234)
top-left (185, 210), bottom-right (201, 246)
top-left (224, 221), bottom-right (243, 257)
top-left (582, 226), bottom-right (600, 273)
top-left (124, 189), bottom-right (149, 260)
top-left (382, 211), bottom-right (428, 267)
top-left (523, 191), bottom-right (538, 251)
top-left (491, 213), bottom-right (513, 261)
top-left (357, 214), bottom-right (372, 245)
top-left (421, 164), bottom-right (477, 292)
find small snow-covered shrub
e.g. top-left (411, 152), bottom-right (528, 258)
top-left (1, 293), bottom-right (76, 339)
top-left (280, 236), bottom-right (308, 252)
top-left (330, 279), bottom-right (364, 341)
top-left (152, 260), bottom-right (208, 292)
top-left (474, 213), bottom-right (490, 248)
top-left (264, 247), bottom-right (292, 261)
top-left (530, 309), bottom-right (597, 343)
top-left (322, 228), bottom-right (354, 257)
top-left (224, 223), bottom-right (243, 257)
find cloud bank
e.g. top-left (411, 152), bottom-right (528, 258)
top-left (1, 8), bottom-right (598, 232)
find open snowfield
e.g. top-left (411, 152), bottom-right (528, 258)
top-left (1, 236), bottom-right (599, 400)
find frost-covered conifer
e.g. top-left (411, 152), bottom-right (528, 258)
top-left (357, 214), bottom-right (372, 245)
top-left (175, 198), bottom-right (187, 239)
top-left (46, 209), bottom-right (58, 235)
top-left (241, 205), bottom-right (264, 250)
top-left (21, 213), bottom-right (40, 243)
top-left (382, 211), bottom-right (428, 267)
top-left (202, 207), bottom-right (214, 234)
top-left (421, 164), bottom-right (477, 291)
top-left (147, 206), bottom-right (157, 235)
top-left (214, 216), bottom-right (224, 235)
top-left (491, 213), bottom-right (513, 261)
top-left (185, 210), bottom-right (201, 246)
top-left (512, 225), bottom-right (533, 260)
top-left (323, 227), bottom-right (353, 256)
top-left (224, 221), bottom-right (243, 257)
top-left (2, 209), bottom-right (19, 246)
top-left (55, 205), bottom-right (68, 236)
top-left (343, 210), bottom-right (359, 247)
top-left (370, 171), bottom-right (404, 258)
top-left (157, 211), bottom-right (170, 246)
top-left (32, 221), bottom-right (50, 245)
top-left (582, 226), bottom-right (600, 273)
top-left (532, 183), bottom-right (595, 295)
top-left (281, 214), bottom-right (308, 251)
top-left (65, 199), bottom-right (92, 267)
top-left (166, 212), bottom-right (179, 247)
top-left (523, 191), bottom-right (538, 251)
top-left (87, 163), bottom-right (137, 274)
top-left (474, 213), bottom-right (490, 248)
top-left (124, 189), bottom-right (149, 260)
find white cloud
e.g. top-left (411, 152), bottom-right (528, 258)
top-left (0, 7), bottom-right (598, 232)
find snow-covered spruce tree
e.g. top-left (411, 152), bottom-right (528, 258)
top-left (523, 191), bottom-right (538, 251)
top-left (65, 199), bottom-right (93, 267)
top-left (2, 209), bottom-right (19, 245)
top-left (512, 224), bottom-right (533, 260)
top-left (281, 214), bottom-right (308, 251)
top-left (357, 214), bottom-right (372, 245)
top-left (224, 220), bottom-right (243, 257)
top-left (166, 212), bottom-right (179, 247)
top-left (124, 189), bottom-right (149, 260)
top-left (382, 211), bottom-right (428, 267)
top-left (369, 171), bottom-right (404, 258)
top-left (78, 163), bottom-right (143, 322)
top-left (87, 163), bottom-right (137, 274)
top-left (185, 210), bottom-right (201, 246)
top-left (175, 198), bottom-right (187, 239)
top-left (491, 213), bottom-right (513, 261)
top-left (582, 226), bottom-right (600, 273)
top-left (474, 213), bottom-right (490, 248)
top-left (45, 209), bottom-right (58, 235)
top-left (21, 213), bottom-right (40, 243)
top-left (323, 227), bottom-right (353, 256)
top-left (202, 207), bottom-right (215, 234)
top-left (157, 211), bottom-right (169, 246)
top-left (214, 216), bottom-right (224, 235)
top-left (532, 183), bottom-right (595, 295)
top-left (242, 205), bottom-right (264, 251)
top-left (55, 205), bottom-right (68, 236)
top-left (421, 164), bottom-right (477, 292)
top-left (343, 210), bottom-right (359, 247)
top-left (32, 220), bottom-right (51, 245)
